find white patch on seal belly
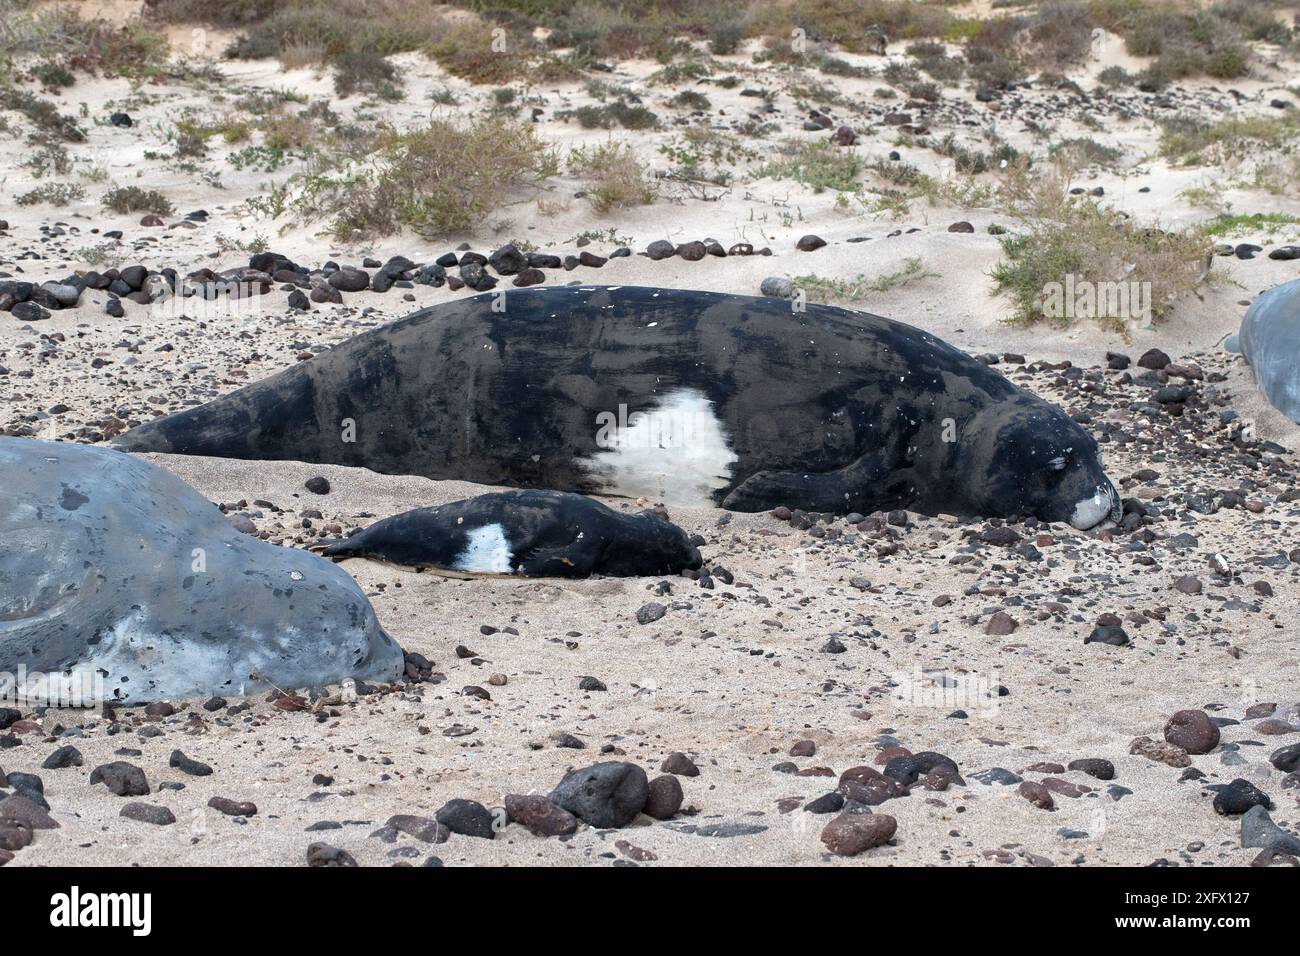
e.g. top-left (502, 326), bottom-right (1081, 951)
top-left (452, 523), bottom-right (513, 573)
top-left (579, 388), bottom-right (739, 508)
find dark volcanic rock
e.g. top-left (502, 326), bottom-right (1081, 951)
top-left (1067, 758), bottom-right (1115, 780)
top-left (820, 812), bottom-right (896, 855)
top-left (169, 750), bottom-right (212, 777)
top-left (435, 798), bottom-right (496, 839)
top-left (661, 752), bottom-right (699, 776)
top-left (643, 774), bottom-right (684, 820)
top-left (121, 803), bottom-right (176, 825)
top-left (1210, 778), bottom-right (1273, 815)
top-left (504, 794), bottom-right (577, 837)
top-left (1164, 709), bottom-right (1220, 754)
top-left (549, 761), bottom-right (649, 828)
top-left (208, 796), bottom-right (257, 817)
top-left (41, 745), bottom-right (83, 770)
top-left (89, 761), bottom-right (149, 797)
top-left (306, 842), bottom-right (358, 866)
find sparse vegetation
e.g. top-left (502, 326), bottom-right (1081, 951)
top-left (794, 258), bottom-right (940, 303)
top-left (103, 186), bottom-right (175, 216)
top-left (1159, 112), bottom-right (1300, 165)
top-left (16, 182), bottom-right (87, 206)
top-left (569, 140), bottom-right (657, 212)
top-left (0, 88), bottom-right (85, 142)
top-left (300, 117), bottom-right (559, 240)
top-left (760, 140), bottom-right (863, 192)
top-left (989, 164), bottom-right (1210, 331)
top-left (559, 101), bottom-right (659, 130)
top-left (1196, 211), bottom-right (1300, 238)
top-left (1049, 137), bottom-right (1124, 168)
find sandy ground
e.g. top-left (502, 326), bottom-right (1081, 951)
top-left (2, 9), bottom-right (1299, 866)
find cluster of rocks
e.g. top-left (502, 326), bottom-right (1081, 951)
top-left (1213, 243), bottom-right (1300, 262)
top-left (310, 756), bottom-right (695, 867)
top-left (4, 234), bottom-right (818, 321)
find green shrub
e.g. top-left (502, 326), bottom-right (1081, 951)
top-left (569, 140), bottom-right (657, 212)
top-left (17, 182), bottom-right (87, 206)
top-left (313, 118), bottom-right (559, 239)
top-left (102, 186), bottom-right (175, 215)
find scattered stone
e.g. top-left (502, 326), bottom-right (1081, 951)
top-left (169, 750), bottom-right (212, 777)
top-left (1210, 778), bottom-right (1273, 815)
top-left (549, 761), bottom-right (649, 828)
top-left (306, 842), bottom-right (358, 867)
top-left (89, 761), bottom-right (149, 797)
top-left (1240, 805), bottom-right (1300, 855)
top-left (208, 796), bottom-right (257, 817)
top-left (504, 794), bottom-right (578, 837)
top-left (1164, 709), bottom-right (1220, 754)
top-left (121, 803), bottom-right (176, 826)
top-left (41, 745), bottom-right (83, 770)
top-left (435, 798), bottom-right (495, 839)
top-left (1130, 735), bottom-right (1191, 768)
top-left (643, 775), bottom-right (684, 820)
top-left (1018, 781), bottom-right (1055, 810)
top-left (636, 602), bottom-right (667, 625)
top-left (1067, 758), bottom-right (1115, 780)
top-left (661, 752), bottom-right (699, 776)
top-left (820, 812), bottom-right (896, 855)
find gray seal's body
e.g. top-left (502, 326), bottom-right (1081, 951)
top-left (0, 438), bottom-right (403, 704)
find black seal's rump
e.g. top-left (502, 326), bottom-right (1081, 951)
top-left (322, 490), bottom-right (702, 578)
top-left (115, 286), bottom-right (1120, 528)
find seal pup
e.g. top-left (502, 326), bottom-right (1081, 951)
top-left (114, 286), bottom-right (1121, 528)
top-left (0, 438), bottom-right (403, 704)
top-left (323, 490), bottom-right (703, 578)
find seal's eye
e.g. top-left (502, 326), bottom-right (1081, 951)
top-left (1047, 456), bottom-right (1068, 471)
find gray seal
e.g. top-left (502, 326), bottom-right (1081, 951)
top-left (1229, 277), bottom-right (1300, 423)
top-left (114, 286), bottom-right (1120, 528)
top-left (323, 490), bottom-right (703, 577)
top-left (0, 438), bottom-right (403, 704)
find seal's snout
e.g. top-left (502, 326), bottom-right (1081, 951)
top-left (687, 545), bottom-right (704, 570)
top-left (1069, 481), bottom-right (1120, 530)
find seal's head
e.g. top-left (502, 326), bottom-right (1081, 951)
top-left (966, 406), bottom-right (1120, 530)
top-left (601, 510), bottom-right (703, 576)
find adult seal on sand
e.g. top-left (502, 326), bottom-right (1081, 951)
top-left (1227, 277), bottom-right (1300, 423)
top-left (323, 490), bottom-right (703, 577)
top-left (0, 438), bottom-right (403, 704)
top-left (115, 286), bottom-right (1120, 528)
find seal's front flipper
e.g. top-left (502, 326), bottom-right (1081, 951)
top-left (519, 540), bottom-right (600, 578)
top-left (722, 453), bottom-right (907, 514)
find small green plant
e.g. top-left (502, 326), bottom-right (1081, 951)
top-left (16, 182), bottom-right (86, 206)
top-left (569, 140), bottom-right (657, 212)
top-left (1048, 137), bottom-right (1123, 168)
top-left (1196, 212), bottom-right (1300, 239)
top-left (333, 49), bottom-right (403, 99)
top-left (668, 90), bottom-right (711, 111)
top-left (794, 258), bottom-right (940, 303)
top-left (0, 89), bottom-right (85, 142)
top-left (760, 140), bottom-right (863, 192)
